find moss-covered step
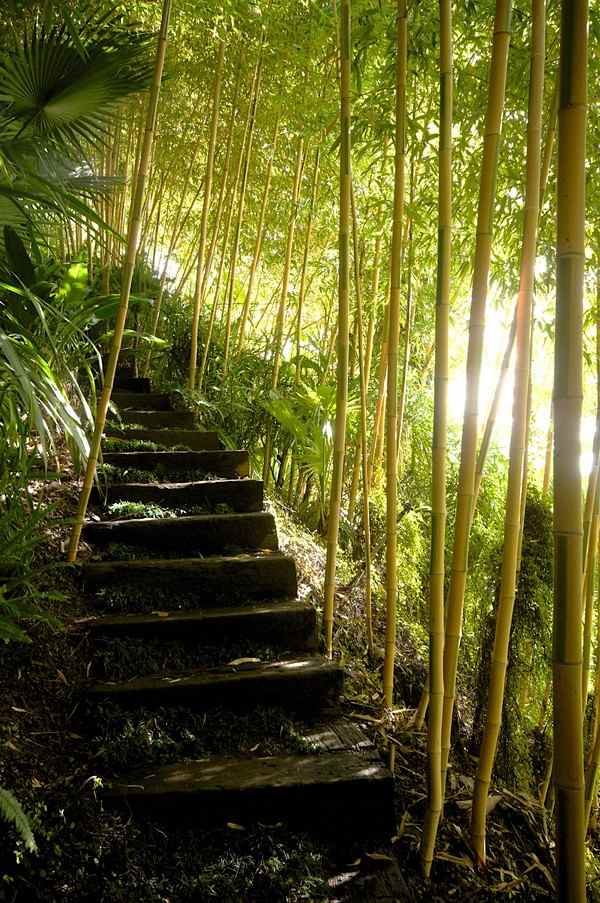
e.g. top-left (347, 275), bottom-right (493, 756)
top-left (88, 656), bottom-right (344, 711)
top-left (103, 747), bottom-right (395, 837)
top-left (80, 600), bottom-right (317, 650)
top-left (111, 391), bottom-right (172, 411)
top-left (104, 427), bottom-right (220, 451)
top-left (113, 376), bottom-right (151, 393)
top-left (81, 552), bottom-right (297, 601)
top-left (117, 410), bottom-right (196, 429)
top-left (83, 511), bottom-right (278, 554)
top-left (93, 479), bottom-right (263, 513)
top-left (102, 450), bottom-right (249, 478)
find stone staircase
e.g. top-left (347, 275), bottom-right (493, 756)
top-left (78, 377), bottom-right (394, 837)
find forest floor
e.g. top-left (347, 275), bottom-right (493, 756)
top-left (0, 472), bottom-right (595, 902)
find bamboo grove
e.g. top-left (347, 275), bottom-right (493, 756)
top-left (3, 0), bottom-right (600, 894)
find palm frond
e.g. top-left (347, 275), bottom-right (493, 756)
top-left (0, 14), bottom-right (153, 154)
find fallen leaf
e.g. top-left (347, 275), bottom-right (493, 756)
top-left (436, 851), bottom-right (474, 870)
top-left (11, 706), bottom-right (28, 714)
top-left (151, 611), bottom-right (170, 618)
top-left (227, 657), bottom-right (261, 666)
top-left (365, 852), bottom-right (395, 862)
top-left (226, 822), bottom-right (246, 831)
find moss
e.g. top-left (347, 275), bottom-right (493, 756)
top-left (105, 500), bottom-right (231, 519)
top-left (85, 702), bottom-right (318, 773)
top-left (91, 583), bottom-right (265, 613)
top-left (93, 634), bottom-right (281, 680)
top-left (97, 464), bottom-right (227, 484)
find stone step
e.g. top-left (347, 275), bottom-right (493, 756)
top-left (104, 427), bottom-right (220, 451)
top-left (88, 656), bottom-right (344, 711)
top-left (78, 600), bottom-right (317, 651)
top-left (92, 479), bottom-right (263, 513)
top-left (102, 450), bottom-right (249, 479)
top-left (112, 391), bottom-right (172, 411)
top-left (104, 747), bottom-right (395, 837)
top-left (81, 552), bottom-right (298, 602)
top-left (113, 376), bottom-right (151, 393)
top-left (117, 410), bottom-right (196, 429)
top-left (83, 512), bottom-right (278, 554)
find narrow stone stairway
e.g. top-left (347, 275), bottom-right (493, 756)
top-left (77, 377), bottom-right (394, 837)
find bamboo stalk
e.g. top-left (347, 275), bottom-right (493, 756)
top-left (382, 0), bottom-right (407, 708)
top-left (188, 40), bottom-right (225, 389)
top-left (223, 36), bottom-right (264, 373)
top-left (198, 174), bottom-right (241, 390)
top-left (440, 0), bottom-right (512, 797)
top-left (350, 186), bottom-right (374, 655)
top-left (369, 303), bottom-right (388, 486)
top-left (262, 137), bottom-right (305, 486)
top-left (552, 0), bottom-right (588, 894)
top-left (582, 280), bottom-right (600, 708)
top-left (420, 0), bottom-right (452, 877)
top-left (470, 0), bottom-right (545, 863)
top-left (395, 143), bottom-right (417, 471)
top-left (323, 0), bottom-right (351, 658)
top-left (295, 148), bottom-right (321, 383)
top-left (67, 0), bottom-right (172, 561)
top-left (235, 118), bottom-right (280, 355)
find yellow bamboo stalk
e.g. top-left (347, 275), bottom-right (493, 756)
top-left (420, 0), bottom-right (452, 878)
top-left (323, 0), bottom-right (351, 658)
top-left (552, 0), bottom-right (588, 894)
top-left (382, 0), bottom-right (407, 708)
top-left (350, 185), bottom-right (374, 656)
top-left (440, 0), bottom-right (512, 796)
top-left (581, 282), bottom-right (600, 708)
top-left (262, 137), bottom-right (305, 487)
top-left (67, 0), bottom-right (172, 561)
top-left (188, 40), bottom-right (225, 389)
top-left (142, 143), bottom-right (204, 377)
top-left (295, 148), bottom-right (321, 383)
top-left (369, 304), bottom-right (388, 487)
top-left (474, 75), bottom-right (557, 509)
top-left (470, 0), bottom-right (544, 863)
top-left (236, 120), bottom-right (280, 355)
top-left (223, 37), bottom-right (264, 373)
top-left (542, 410), bottom-right (553, 494)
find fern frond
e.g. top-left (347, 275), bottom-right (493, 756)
top-left (0, 787), bottom-right (37, 852)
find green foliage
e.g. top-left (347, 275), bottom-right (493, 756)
top-left (0, 469), bottom-right (62, 644)
top-left (0, 787), bottom-right (36, 853)
top-left (471, 487), bottom-right (553, 789)
top-left (108, 500), bottom-right (177, 519)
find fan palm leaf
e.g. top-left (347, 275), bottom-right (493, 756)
top-left (0, 4), bottom-right (153, 238)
